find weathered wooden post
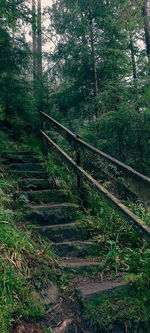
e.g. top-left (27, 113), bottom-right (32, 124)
top-left (42, 118), bottom-right (47, 155)
top-left (76, 136), bottom-right (84, 205)
top-left (77, 150), bottom-right (81, 190)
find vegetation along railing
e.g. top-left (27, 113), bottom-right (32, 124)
top-left (40, 111), bottom-right (150, 241)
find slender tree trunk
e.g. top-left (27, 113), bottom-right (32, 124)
top-left (37, 0), bottom-right (42, 79)
top-left (129, 31), bottom-right (140, 112)
top-left (129, 32), bottom-right (137, 83)
top-left (89, 10), bottom-right (99, 141)
top-left (89, 13), bottom-right (98, 98)
top-left (143, 0), bottom-right (150, 63)
top-left (32, 0), bottom-right (37, 89)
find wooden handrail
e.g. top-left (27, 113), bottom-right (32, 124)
top-left (40, 111), bottom-right (150, 204)
top-left (41, 130), bottom-right (150, 242)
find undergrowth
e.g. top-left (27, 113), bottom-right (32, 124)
top-left (45, 152), bottom-right (77, 204)
top-left (45, 153), bottom-right (150, 332)
top-left (83, 285), bottom-right (150, 332)
top-left (0, 140), bottom-right (58, 332)
top-left (0, 180), bottom-right (43, 332)
top-left (76, 187), bottom-right (150, 332)
top-left (0, 129), bottom-right (17, 153)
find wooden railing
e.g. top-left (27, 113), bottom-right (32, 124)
top-left (40, 111), bottom-right (150, 241)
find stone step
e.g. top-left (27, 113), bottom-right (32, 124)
top-left (54, 240), bottom-right (98, 257)
top-left (60, 257), bottom-right (103, 269)
top-left (7, 163), bottom-right (44, 172)
top-left (12, 170), bottom-right (48, 178)
top-left (0, 154), bottom-right (40, 163)
top-left (22, 189), bottom-right (71, 205)
top-left (18, 178), bottom-right (58, 191)
top-left (1, 152), bottom-right (37, 156)
top-left (27, 203), bottom-right (78, 225)
top-left (36, 223), bottom-right (89, 242)
top-left (77, 279), bottom-right (128, 302)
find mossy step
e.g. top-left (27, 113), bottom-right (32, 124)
top-left (77, 279), bottom-right (129, 302)
top-left (1, 152), bottom-right (37, 155)
top-left (23, 189), bottom-right (71, 205)
top-left (54, 240), bottom-right (98, 257)
top-left (12, 170), bottom-right (48, 178)
top-left (0, 155), bottom-right (40, 163)
top-left (36, 223), bottom-right (89, 242)
top-left (60, 257), bottom-right (103, 270)
top-left (18, 178), bottom-right (58, 190)
top-left (27, 203), bottom-right (78, 225)
top-left (31, 283), bottom-right (60, 309)
top-left (60, 257), bottom-right (102, 267)
top-left (7, 163), bottom-right (44, 172)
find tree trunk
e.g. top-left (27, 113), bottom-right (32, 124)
top-left (89, 12), bottom-right (98, 99)
top-left (143, 0), bottom-right (150, 62)
top-left (129, 32), bottom-right (137, 83)
top-left (32, 0), bottom-right (37, 89)
top-left (89, 10), bottom-right (99, 140)
top-left (37, 0), bottom-right (42, 79)
top-left (129, 31), bottom-right (139, 112)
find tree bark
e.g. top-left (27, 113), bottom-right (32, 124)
top-left (32, 0), bottom-right (37, 89)
top-left (129, 31), bottom-right (139, 112)
top-left (89, 12), bottom-right (98, 98)
top-left (37, 0), bottom-right (42, 79)
top-left (129, 32), bottom-right (137, 83)
top-left (88, 10), bottom-right (99, 140)
top-left (143, 0), bottom-right (150, 62)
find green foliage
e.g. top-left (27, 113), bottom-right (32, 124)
top-left (0, 0), bottom-right (41, 130)
top-left (0, 157), bottom-right (58, 332)
top-left (45, 0), bottom-right (150, 179)
top-left (44, 155), bottom-right (150, 330)
top-left (0, 262), bottom-right (44, 333)
top-left (45, 152), bottom-right (77, 203)
top-left (83, 288), bottom-right (150, 332)
top-left (48, 0), bottom-right (129, 118)
top-left (0, 0), bottom-right (149, 330)
top-left (79, 191), bottom-right (150, 332)
top-left (75, 185), bottom-right (150, 279)
top-left (0, 190), bottom-right (44, 332)
top-left (18, 131), bottom-right (41, 153)
top-left (78, 107), bottom-right (150, 175)
top-left (128, 202), bottom-right (150, 227)
top-left (0, 130), bottom-right (17, 153)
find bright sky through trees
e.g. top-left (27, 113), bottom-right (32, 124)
top-left (42, 0), bottom-right (52, 8)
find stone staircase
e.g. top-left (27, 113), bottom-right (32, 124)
top-left (1, 151), bottom-right (128, 303)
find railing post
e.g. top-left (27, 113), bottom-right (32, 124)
top-left (77, 150), bottom-right (81, 190)
top-left (42, 119), bottom-right (47, 155)
top-left (76, 136), bottom-right (83, 205)
top-left (77, 149), bottom-right (82, 205)
top-left (76, 136), bottom-right (88, 207)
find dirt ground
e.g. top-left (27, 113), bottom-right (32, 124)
top-left (11, 322), bottom-right (44, 333)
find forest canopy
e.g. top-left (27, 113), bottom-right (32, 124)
top-left (0, 0), bottom-right (150, 174)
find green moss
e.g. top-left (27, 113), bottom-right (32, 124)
top-left (83, 284), bottom-right (150, 332)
